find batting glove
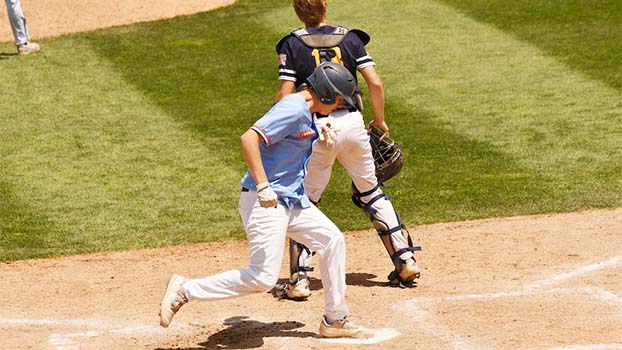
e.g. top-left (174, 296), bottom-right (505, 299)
top-left (318, 122), bottom-right (339, 147)
top-left (256, 182), bottom-right (278, 208)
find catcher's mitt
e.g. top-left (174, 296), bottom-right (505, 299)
top-left (369, 127), bottom-right (403, 183)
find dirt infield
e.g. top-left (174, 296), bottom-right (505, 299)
top-left (0, 0), bottom-right (236, 43)
top-left (1, 208), bottom-right (621, 349)
top-left (1, 1), bottom-right (621, 349)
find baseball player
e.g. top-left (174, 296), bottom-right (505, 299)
top-left (160, 62), bottom-right (373, 339)
top-left (274, 0), bottom-right (421, 299)
top-left (3, 0), bottom-right (40, 55)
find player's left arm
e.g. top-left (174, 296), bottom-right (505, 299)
top-left (359, 65), bottom-right (388, 138)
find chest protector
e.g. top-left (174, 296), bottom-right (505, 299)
top-left (276, 26), bottom-right (370, 56)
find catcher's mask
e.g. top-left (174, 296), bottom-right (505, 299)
top-left (306, 62), bottom-right (362, 111)
top-left (369, 127), bottom-right (403, 183)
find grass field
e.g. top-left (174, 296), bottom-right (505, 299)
top-left (0, 0), bottom-right (620, 261)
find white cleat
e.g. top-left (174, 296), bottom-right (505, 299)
top-left (319, 317), bottom-right (374, 339)
top-left (285, 276), bottom-right (311, 301)
top-left (159, 274), bottom-right (188, 328)
top-left (17, 42), bottom-right (40, 56)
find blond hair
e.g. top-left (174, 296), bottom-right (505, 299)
top-left (293, 0), bottom-right (327, 27)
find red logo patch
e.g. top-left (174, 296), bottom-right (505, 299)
top-left (279, 54), bottom-right (287, 66)
top-left (297, 129), bottom-right (315, 139)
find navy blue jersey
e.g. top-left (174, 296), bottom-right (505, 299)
top-left (276, 26), bottom-right (375, 89)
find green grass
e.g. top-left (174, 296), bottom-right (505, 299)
top-left (0, 0), bottom-right (620, 260)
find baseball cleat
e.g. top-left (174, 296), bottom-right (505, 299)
top-left (285, 276), bottom-right (311, 300)
top-left (388, 258), bottom-right (420, 288)
top-left (159, 274), bottom-right (188, 328)
top-left (17, 42), bottom-right (40, 56)
top-left (319, 316), bottom-right (374, 339)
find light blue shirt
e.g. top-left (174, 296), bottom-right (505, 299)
top-left (241, 94), bottom-right (318, 209)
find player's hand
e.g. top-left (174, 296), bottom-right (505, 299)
top-left (256, 182), bottom-right (278, 208)
top-left (318, 122), bottom-right (339, 147)
top-left (368, 120), bottom-right (389, 141)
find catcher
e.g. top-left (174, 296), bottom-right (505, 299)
top-left (274, 0), bottom-right (421, 300)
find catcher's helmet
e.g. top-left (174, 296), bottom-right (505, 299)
top-left (369, 127), bottom-right (403, 183)
top-left (306, 62), bottom-right (362, 111)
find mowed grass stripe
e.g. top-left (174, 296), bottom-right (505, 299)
top-left (1, 0), bottom-right (619, 260)
top-left (300, 0), bottom-right (621, 223)
top-left (0, 37), bottom-right (243, 259)
top-left (360, 0), bottom-right (621, 171)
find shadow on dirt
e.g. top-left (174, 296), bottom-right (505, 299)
top-left (156, 316), bottom-right (316, 349)
top-left (346, 272), bottom-right (391, 287)
top-left (269, 272), bottom-right (416, 301)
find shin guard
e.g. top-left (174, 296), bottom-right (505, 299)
top-left (352, 183), bottom-right (421, 286)
top-left (289, 239), bottom-right (314, 282)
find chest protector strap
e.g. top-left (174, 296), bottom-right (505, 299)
top-left (276, 26), bottom-right (369, 53)
top-left (291, 26), bottom-right (349, 48)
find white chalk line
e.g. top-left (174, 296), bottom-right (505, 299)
top-left (5, 257), bottom-right (621, 349)
top-left (545, 345), bottom-right (622, 350)
top-left (0, 317), bottom-right (163, 350)
top-left (319, 328), bottom-right (401, 345)
top-left (47, 324), bottom-right (163, 350)
top-left (398, 256), bottom-right (622, 350)
top-left (522, 256), bottom-right (622, 291)
top-left (49, 332), bottom-right (99, 350)
top-left (397, 302), bottom-right (482, 350)
top-left (410, 286), bottom-right (622, 305)
top-left (408, 256), bottom-right (622, 305)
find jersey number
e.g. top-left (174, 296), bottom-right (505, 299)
top-left (311, 47), bottom-right (343, 66)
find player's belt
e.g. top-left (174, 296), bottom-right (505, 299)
top-left (316, 107), bottom-right (357, 119)
top-left (242, 187), bottom-right (250, 192)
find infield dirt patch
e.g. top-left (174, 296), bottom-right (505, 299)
top-left (1, 208), bottom-right (620, 349)
top-left (0, 0), bottom-right (236, 43)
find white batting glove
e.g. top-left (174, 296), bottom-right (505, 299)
top-left (256, 182), bottom-right (278, 208)
top-left (318, 122), bottom-right (339, 147)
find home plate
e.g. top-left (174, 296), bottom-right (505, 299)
top-left (320, 328), bottom-right (401, 344)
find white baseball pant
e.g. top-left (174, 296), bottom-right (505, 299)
top-left (183, 190), bottom-right (350, 321)
top-left (4, 0), bottom-right (29, 45)
top-left (305, 108), bottom-right (414, 262)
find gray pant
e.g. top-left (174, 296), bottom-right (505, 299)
top-left (4, 0), bottom-right (29, 45)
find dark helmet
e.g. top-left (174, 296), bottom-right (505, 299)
top-left (306, 62), bottom-right (362, 111)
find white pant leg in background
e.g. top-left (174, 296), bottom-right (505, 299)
top-left (4, 0), bottom-right (29, 45)
top-left (305, 109), bottom-right (376, 202)
top-left (184, 191), bottom-right (350, 321)
top-left (306, 109), bottom-right (414, 261)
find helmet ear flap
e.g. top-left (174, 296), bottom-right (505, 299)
top-left (369, 127), bottom-right (403, 183)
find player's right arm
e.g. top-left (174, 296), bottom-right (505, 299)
top-left (241, 129), bottom-right (278, 208)
top-left (359, 65), bottom-right (388, 138)
top-left (275, 80), bottom-right (296, 103)
top-left (241, 129), bottom-right (268, 186)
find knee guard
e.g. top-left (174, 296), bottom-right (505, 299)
top-left (352, 183), bottom-right (422, 287)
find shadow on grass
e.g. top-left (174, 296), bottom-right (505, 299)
top-left (0, 179), bottom-right (59, 260)
top-left (319, 104), bottom-right (558, 227)
top-left (85, 1), bottom-right (288, 147)
top-left (82, 0), bottom-right (577, 229)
